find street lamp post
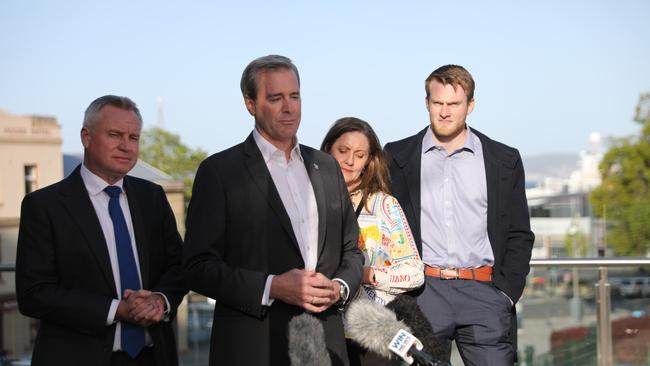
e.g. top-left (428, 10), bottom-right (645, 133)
top-left (568, 222), bottom-right (582, 322)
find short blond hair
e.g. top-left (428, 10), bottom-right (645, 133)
top-left (425, 64), bottom-right (475, 102)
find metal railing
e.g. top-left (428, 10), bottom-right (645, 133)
top-left (530, 257), bottom-right (650, 366)
top-left (4, 258), bottom-right (650, 366)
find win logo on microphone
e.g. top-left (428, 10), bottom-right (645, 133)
top-left (389, 329), bottom-right (423, 364)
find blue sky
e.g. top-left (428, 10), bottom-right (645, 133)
top-left (1, 0), bottom-right (649, 158)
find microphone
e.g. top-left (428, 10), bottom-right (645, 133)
top-left (346, 299), bottom-right (451, 366)
top-left (288, 313), bottom-right (331, 366)
top-left (386, 294), bottom-right (450, 362)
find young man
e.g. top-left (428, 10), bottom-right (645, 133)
top-left (384, 65), bottom-right (534, 365)
top-left (182, 55), bottom-right (363, 366)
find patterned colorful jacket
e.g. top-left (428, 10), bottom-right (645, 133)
top-left (351, 190), bottom-right (424, 305)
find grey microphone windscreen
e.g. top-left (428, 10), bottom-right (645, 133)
top-left (288, 313), bottom-right (332, 366)
top-left (345, 298), bottom-right (412, 359)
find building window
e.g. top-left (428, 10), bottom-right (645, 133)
top-left (24, 165), bottom-right (38, 194)
top-left (530, 207), bottom-right (551, 218)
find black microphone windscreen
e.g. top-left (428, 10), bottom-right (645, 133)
top-left (345, 298), bottom-right (412, 359)
top-left (386, 294), bottom-right (450, 362)
top-left (288, 313), bottom-right (331, 366)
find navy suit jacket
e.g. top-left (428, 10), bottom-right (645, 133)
top-left (384, 127), bottom-right (534, 303)
top-left (16, 166), bottom-right (186, 366)
top-left (182, 133), bottom-right (363, 366)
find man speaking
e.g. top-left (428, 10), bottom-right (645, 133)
top-left (182, 55), bottom-right (364, 365)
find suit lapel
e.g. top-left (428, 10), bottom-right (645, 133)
top-left (405, 150), bottom-right (422, 227)
top-left (59, 167), bottom-right (116, 293)
top-left (124, 177), bottom-right (150, 288)
top-left (243, 134), bottom-right (300, 250)
top-left (473, 128), bottom-right (500, 246)
top-left (484, 150), bottom-right (499, 245)
top-left (393, 127), bottom-right (427, 238)
top-left (301, 147), bottom-right (327, 257)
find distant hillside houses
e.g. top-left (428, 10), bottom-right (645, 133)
top-left (524, 133), bottom-right (605, 259)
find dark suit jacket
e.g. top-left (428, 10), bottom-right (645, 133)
top-left (384, 127), bottom-right (534, 303)
top-left (182, 133), bottom-right (364, 366)
top-left (16, 166), bottom-right (186, 366)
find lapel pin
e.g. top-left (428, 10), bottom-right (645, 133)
top-left (313, 163), bottom-right (319, 170)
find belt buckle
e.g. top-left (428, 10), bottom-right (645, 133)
top-left (440, 268), bottom-right (459, 279)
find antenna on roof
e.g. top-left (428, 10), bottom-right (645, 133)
top-left (156, 96), bottom-right (165, 128)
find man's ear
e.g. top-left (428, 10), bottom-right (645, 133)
top-left (467, 98), bottom-right (475, 115)
top-left (80, 127), bottom-right (90, 148)
top-left (244, 96), bottom-right (256, 117)
top-left (425, 96), bottom-right (430, 112)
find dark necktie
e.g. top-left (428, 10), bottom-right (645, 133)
top-left (104, 185), bottom-right (145, 358)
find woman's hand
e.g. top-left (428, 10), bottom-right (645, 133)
top-left (362, 266), bottom-right (377, 286)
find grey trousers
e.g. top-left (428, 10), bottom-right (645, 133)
top-left (417, 277), bottom-right (516, 366)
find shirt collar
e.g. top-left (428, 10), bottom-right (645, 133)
top-left (421, 126), bottom-right (436, 154)
top-left (421, 125), bottom-right (477, 155)
top-left (80, 163), bottom-right (124, 196)
top-left (252, 128), bottom-right (303, 163)
top-left (462, 127), bottom-right (477, 152)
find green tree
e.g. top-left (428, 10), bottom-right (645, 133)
top-left (564, 229), bottom-right (589, 257)
top-left (139, 126), bottom-right (207, 205)
top-left (590, 92), bottom-right (650, 256)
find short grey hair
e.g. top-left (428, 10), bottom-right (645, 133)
top-left (83, 95), bottom-right (143, 130)
top-left (240, 55), bottom-right (300, 101)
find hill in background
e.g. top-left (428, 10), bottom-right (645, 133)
top-left (523, 153), bottom-right (579, 183)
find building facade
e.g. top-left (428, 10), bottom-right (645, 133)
top-left (0, 109), bottom-right (63, 358)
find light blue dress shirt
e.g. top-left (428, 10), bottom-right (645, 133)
top-left (420, 126), bottom-right (494, 269)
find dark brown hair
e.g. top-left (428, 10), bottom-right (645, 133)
top-left (320, 117), bottom-right (391, 195)
top-left (240, 55), bottom-right (300, 101)
top-left (425, 64), bottom-right (475, 102)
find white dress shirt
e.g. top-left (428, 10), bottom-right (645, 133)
top-left (253, 130), bottom-right (320, 305)
top-left (80, 165), bottom-right (162, 350)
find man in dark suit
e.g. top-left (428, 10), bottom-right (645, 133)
top-left (182, 55), bottom-right (364, 366)
top-left (16, 95), bottom-right (186, 366)
top-left (384, 65), bottom-right (534, 365)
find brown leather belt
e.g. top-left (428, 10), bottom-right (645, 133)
top-left (424, 265), bottom-right (493, 282)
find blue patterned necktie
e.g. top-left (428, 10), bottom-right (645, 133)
top-left (104, 185), bottom-right (145, 358)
